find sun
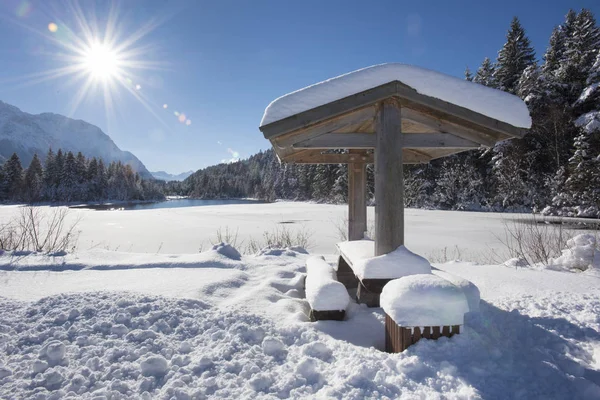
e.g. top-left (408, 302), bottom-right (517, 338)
top-left (82, 42), bottom-right (120, 81)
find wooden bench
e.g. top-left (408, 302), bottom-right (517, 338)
top-left (305, 256), bottom-right (350, 321)
top-left (380, 274), bottom-right (472, 353)
top-left (336, 240), bottom-right (382, 307)
top-left (385, 316), bottom-right (460, 353)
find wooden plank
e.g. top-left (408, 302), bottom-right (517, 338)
top-left (292, 132), bottom-right (480, 149)
top-left (348, 150), bottom-right (367, 241)
top-left (260, 85), bottom-right (394, 139)
top-left (401, 107), bottom-right (498, 147)
top-left (393, 81), bottom-right (527, 141)
top-left (413, 327), bottom-right (422, 343)
top-left (375, 98), bottom-right (404, 256)
top-left (432, 326), bottom-right (441, 340)
top-left (282, 150), bottom-right (430, 164)
top-left (273, 106), bottom-right (376, 147)
top-left (310, 309), bottom-right (345, 321)
top-left (336, 255), bottom-right (359, 290)
top-left (442, 326), bottom-right (451, 337)
top-left (451, 325), bottom-right (460, 335)
top-left (422, 326), bottom-right (431, 339)
top-left (402, 328), bottom-right (412, 351)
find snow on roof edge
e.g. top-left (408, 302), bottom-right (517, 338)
top-left (260, 63), bottom-right (532, 129)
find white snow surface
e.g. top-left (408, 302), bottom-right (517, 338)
top-left (305, 256), bottom-right (349, 311)
top-left (342, 242), bottom-right (432, 280)
top-left (381, 274), bottom-right (470, 327)
top-left (0, 248), bottom-right (599, 398)
top-left (550, 234), bottom-right (600, 272)
top-left (260, 63), bottom-right (532, 128)
top-left (1, 205), bottom-right (600, 398)
top-left (432, 268), bottom-right (481, 313)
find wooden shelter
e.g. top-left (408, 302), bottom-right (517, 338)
top-left (259, 65), bottom-right (529, 304)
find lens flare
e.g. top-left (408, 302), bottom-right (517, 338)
top-left (178, 114), bottom-right (186, 123)
top-left (48, 22), bottom-right (58, 33)
top-left (163, 104), bottom-right (168, 109)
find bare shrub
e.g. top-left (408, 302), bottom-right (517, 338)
top-left (493, 214), bottom-right (574, 266)
top-left (0, 206), bottom-right (81, 253)
top-left (245, 225), bottom-right (314, 254)
top-left (211, 227), bottom-right (242, 248)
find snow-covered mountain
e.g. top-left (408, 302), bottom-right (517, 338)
top-left (151, 170), bottom-right (194, 181)
top-left (0, 100), bottom-right (152, 178)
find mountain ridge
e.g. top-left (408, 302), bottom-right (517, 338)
top-left (0, 100), bottom-right (152, 178)
top-left (151, 170), bottom-right (194, 181)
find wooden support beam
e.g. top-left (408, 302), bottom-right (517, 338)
top-left (291, 132), bottom-right (480, 149)
top-left (348, 150), bottom-right (367, 241)
top-left (274, 106), bottom-right (375, 148)
top-left (282, 149), bottom-right (430, 164)
top-left (375, 99), bottom-right (404, 256)
top-left (401, 108), bottom-right (498, 147)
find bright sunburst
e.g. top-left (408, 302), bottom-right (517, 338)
top-left (6, 1), bottom-right (169, 127)
top-left (81, 41), bottom-right (120, 81)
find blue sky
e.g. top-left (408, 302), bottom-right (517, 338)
top-left (1, 0), bottom-right (599, 173)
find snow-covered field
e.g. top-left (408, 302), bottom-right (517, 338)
top-left (0, 202), bottom-right (557, 258)
top-left (0, 203), bottom-right (599, 399)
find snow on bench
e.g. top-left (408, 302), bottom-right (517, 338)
top-left (431, 268), bottom-right (480, 313)
top-left (305, 256), bottom-right (350, 321)
top-left (380, 274), bottom-right (470, 353)
top-left (336, 240), bottom-right (431, 306)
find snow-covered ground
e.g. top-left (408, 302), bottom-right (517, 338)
top-left (0, 202), bottom-right (570, 259)
top-left (0, 203), bottom-right (599, 398)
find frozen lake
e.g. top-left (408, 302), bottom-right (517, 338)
top-left (70, 198), bottom-right (266, 211)
top-left (0, 202), bottom-right (556, 262)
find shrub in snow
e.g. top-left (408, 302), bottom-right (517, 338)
top-left (305, 256), bottom-right (350, 311)
top-left (381, 274), bottom-right (469, 327)
top-left (352, 245), bottom-right (432, 280)
top-left (140, 355), bottom-right (169, 377)
top-left (211, 242), bottom-right (242, 260)
top-left (549, 234), bottom-right (600, 272)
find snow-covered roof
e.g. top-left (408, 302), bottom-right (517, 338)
top-left (261, 63), bottom-right (531, 129)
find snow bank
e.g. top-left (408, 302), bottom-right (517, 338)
top-left (305, 256), bottom-right (349, 311)
top-left (0, 248), bottom-right (244, 272)
top-left (261, 63), bottom-right (531, 128)
top-left (549, 234), bottom-right (600, 272)
top-left (432, 268), bottom-right (480, 313)
top-left (349, 243), bottom-right (432, 280)
top-left (381, 274), bottom-right (470, 327)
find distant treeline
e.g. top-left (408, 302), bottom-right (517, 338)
top-left (0, 149), bottom-right (165, 203)
top-left (185, 9), bottom-right (600, 217)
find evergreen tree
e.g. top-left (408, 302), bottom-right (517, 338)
top-left (2, 153), bottom-right (24, 201)
top-left (464, 66), bottom-right (473, 81)
top-left (24, 154), bottom-right (44, 202)
top-left (473, 58), bottom-right (497, 87)
top-left (494, 17), bottom-right (536, 93)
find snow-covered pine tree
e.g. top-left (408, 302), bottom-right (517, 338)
top-left (2, 153), bottom-right (24, 201)
top-left (60, 151), bottom-right (77, 201)
top-left (473, 58), bottom-right (497, 87)
top-left (42, 149), bottom-right (57, 201)
top-left (24, 154), bottom-right (43, 202)
top-left (556, 9), bottom-right (600, 105)
top-left (494, 17), bottom-right (536, 94)
top-left (464, 66), bottom-right (473, 81)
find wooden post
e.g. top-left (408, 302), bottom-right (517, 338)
top-left (348, 150), bottom-right (367, 241)
top-left (375, 98), bottom-right (404, 256)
